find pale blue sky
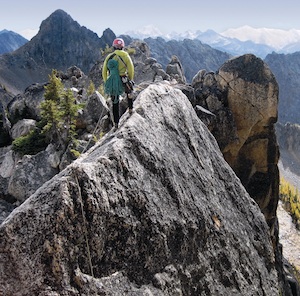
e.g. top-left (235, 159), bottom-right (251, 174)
top-left (1, 0), bottom-right (300, 39)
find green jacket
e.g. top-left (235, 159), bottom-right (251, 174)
top-left (102, 49), bottom-right (134, 82)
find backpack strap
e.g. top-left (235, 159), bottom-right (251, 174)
top-left (108, 53), bottom-right (116, 61)
top-left (109, 52), bottom-right (127, 68)
top-left (116, 55), bottom-right (127, 68)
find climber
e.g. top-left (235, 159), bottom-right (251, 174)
top-left (102, 37), bottom-right (135, 129)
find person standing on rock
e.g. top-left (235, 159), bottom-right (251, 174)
top-left (102, 38), bottom-right (135, 129)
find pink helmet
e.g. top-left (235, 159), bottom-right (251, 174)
top-left (112, 38), bottom-right (125, 49)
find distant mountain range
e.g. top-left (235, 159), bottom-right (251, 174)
top-left (0, 30), bottom-right (27, 54)
top-left (2, 22), bottom-right (300, 59)
top-left (0, 10), bottom-right (231, 95)
top-left (265, 52), bottom-right (300, 124)
top-left (0, 9), bottom-right (300, 126)
top-left (3, 23), bottom-right (300, 59)
top-left (126, 25), bottom-right (300, 58)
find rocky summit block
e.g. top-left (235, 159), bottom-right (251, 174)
top-left (192, 54), bottom-right (280, 234)
top-left (0, 83), bottom-right (279, 295)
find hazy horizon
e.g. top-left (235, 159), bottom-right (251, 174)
top-left (1, 0), bottom-right (300, 40)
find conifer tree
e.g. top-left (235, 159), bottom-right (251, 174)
top-left (40, 70), bottom-right (64, 145)
top-left (60, 88), bottom-right (81, 144)
top-left (40, 69), bottom-right (82, 149)
top-left (44, 69), bottom-right (63, 103)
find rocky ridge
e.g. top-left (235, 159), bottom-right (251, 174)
top-left (0, 49), bottom-right (298, 294)
top-left (144, 37), bottom-right (231, 82)
top-left (1, 9), bottom-right (300, 128)
top-left (0, 10), bottom-right (231, 95)
top-left (0, 82), bottom-right (279, 295)
top-left (1, 37), bottom-right (298, 295)
top-left (0, 11), bottom-right (298, 294)
top-left (0, 30), bottom-right (28, 54)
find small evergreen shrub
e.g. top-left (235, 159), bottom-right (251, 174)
top-left (12, 69), bottom-right (85, 156)
top-left (100, 44), bottom-right (113, 56)
top-left (70, 149), bottom-right (81, 159)
top-left (12, 128), bottom-right (46, 155)
top-left (87, 81), bottom-right (95, 96)
top-left (126, 48), bottom-right (136, 55)
top-left (40, 70), bottom-right (84, 148)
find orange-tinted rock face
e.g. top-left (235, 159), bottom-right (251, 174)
top-left (193, 54), bottom-right (280, 229)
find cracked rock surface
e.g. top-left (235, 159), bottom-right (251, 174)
top-left (0, 83), bottom-right (278, 295)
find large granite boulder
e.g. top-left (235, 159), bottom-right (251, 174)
top-left (10, 119), bottom-right (36, 140)
top-left (191, 55), bottom-right (292, 293)
top-left (166, 55), bottom-right (186, 84)
top-left (0, 83), bottom-right (279, 295)
top-left (192, 54), bottom-right (279, 228)
top-left (7, 144), bottom-right (60, 202)
top-left (217, 54), bottom-right (279, 225)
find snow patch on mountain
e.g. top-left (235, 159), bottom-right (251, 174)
top-left (125, 24), bottom-right (300, 57)
top-left (18, 28), bottom-right (39, 40)
top-left (125, 25), bottom-right (164, 39)
top-left (221, 25), bottom-right (300, 50)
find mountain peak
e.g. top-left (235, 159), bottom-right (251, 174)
top-left (49, 9), bottom-right (71, 19)
top-left (0, 9), bottom-right (115, 93)
top-left (0, 29), bottom-right (28, 54)
top-left (0, 29), bottom-right (9, 34)
top-left (39, 9), bottom-right (75, 32)
top-left (0, 29), bottom-right (21, 36)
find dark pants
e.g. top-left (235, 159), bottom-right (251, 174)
top-left (112, 95), bottom-right (133, 125)
top-left (111, 76), bottom-right (134, 125)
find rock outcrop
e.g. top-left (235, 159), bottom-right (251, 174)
top-left (0, 66), bottom-right (110, 205)
top-left (144, 37), bottom-right (231, 82)
top-left (190, 55), bottom-right (294, 293)
top-left (0, 83), bottom-right (279, 295)
top-left (192, 54), bottom-right (279, 229)
top-left (166, 55), bottom-right (186, 83)
top-left (217, 55), bottom-right (279, 226)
